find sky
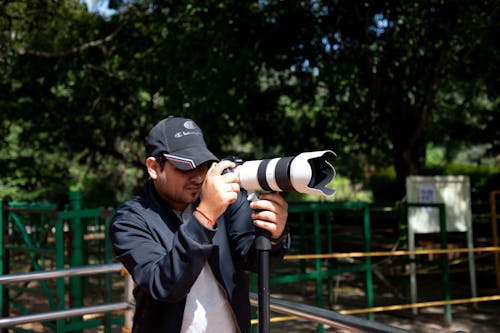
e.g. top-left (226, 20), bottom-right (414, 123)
top-left (81, 0), bottom-right (115, 15)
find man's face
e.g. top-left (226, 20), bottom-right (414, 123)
top-left (150, 158), bottom-right (209, 211)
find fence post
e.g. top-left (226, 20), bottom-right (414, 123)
top-left (362, 203), bottom-right (374, 320)
top-left (69, 189), bottom-right (84, 332)
top-left (491, 191), bottom-right (500, 292)
top-left (438, 204), bottom-right (452, 325)
top-left (1, 199), bottom-right (8, 333)
top-left (55, 211), bottom-right (66, 332)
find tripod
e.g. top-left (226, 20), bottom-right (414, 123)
top-left (256, 227), bottom-right (271, 333)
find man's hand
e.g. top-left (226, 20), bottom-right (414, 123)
top-left (249, 192), bottom-right (288, 240)
top-left (197, 160), bottom-right (240, 224)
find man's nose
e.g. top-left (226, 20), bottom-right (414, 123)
top-left (190, 168), bottom-right (206, 181)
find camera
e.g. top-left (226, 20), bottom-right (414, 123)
top-left (224, 150), bottom-right (336, 197)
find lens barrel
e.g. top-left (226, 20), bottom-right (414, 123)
top-left (235, 150), bottom-right (336, 196)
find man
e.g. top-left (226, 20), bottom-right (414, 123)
top-left (109, 116), bottom-right (289, 333)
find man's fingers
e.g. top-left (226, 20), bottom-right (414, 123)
top-left (229, 182), bottom-right (240, 192)
top-left (250, 194), bottom-right (287, 212)
top-left (212, 160), bottom-right (236, 175)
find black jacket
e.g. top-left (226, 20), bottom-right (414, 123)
top-left (109, 180), bottom-right (288, 333)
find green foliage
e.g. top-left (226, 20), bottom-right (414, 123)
top-left (369, 163), bottom-right (500, 205)
top-left (0, 0), bottom-right (498, 207)
top-left (425, 163), bottom-right (500, 204)
top-left (284, 175), bottom-right (373, 203)
top-left (0, 121), bottom-right (68, 201)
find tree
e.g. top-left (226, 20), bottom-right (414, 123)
top-left (1, 0), bottom-right (498, 204)
top-left (249, 0), bottom-right (499, 199)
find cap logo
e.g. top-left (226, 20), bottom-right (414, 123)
top-left (184, 120), bottom-right (197, 129)
top-left (174, 130), bottom-right (202, 138)
top-left (173, 120), bottom-right (201, 139)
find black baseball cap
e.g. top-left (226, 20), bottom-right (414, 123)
top-left (146, 116), bottom-right (219, 170)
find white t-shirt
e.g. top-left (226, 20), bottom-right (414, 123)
top-left (175, 206), bottom-right (238, 333)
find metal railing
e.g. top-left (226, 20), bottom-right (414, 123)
top-left (249, 292), bottom-right (413, 333)
top-left (0, 263), bottom-right (132, 330)
top-left (0, 195), bottom-right (115, 332)
top-left (0, 263), bottom-right (476, 333)
top-left (0, 264), bottom-right (409, 333)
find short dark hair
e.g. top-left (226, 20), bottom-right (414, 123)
top-left (155, 156), bottom-right (167, 171)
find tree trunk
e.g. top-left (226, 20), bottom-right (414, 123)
top-left (390, 105), bottom-right (428, 201)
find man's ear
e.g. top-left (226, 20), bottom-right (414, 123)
top-left (146, 157), bottom-right (160, 179)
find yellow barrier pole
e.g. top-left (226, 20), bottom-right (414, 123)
top-left (251, 316), bottom-right (298, 325)
top-left (250, 294), bottom-right (500, 325)
top-left (284, 246), bottom-right (500, 260)
top-left (338, 294), bottom-right (500, 315)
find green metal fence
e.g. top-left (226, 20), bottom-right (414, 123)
top-left (254, 201), bottom-right (374, 333)
top-left (281, 201), bottom-right (373, 309)
top-left (2, 195), bottom-right (382, 333)
top-left (3, 193), bottom-right (493, 333)
top-left (0, 191), bottom-right (119, 333)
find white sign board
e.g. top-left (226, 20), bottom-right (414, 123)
top-left (405, 175), bottom-right (477, 309)
top-left (406, 175), bottom-right (471, 233)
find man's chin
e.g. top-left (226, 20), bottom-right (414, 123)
top-left (187, 192), bottom-right (201, 201)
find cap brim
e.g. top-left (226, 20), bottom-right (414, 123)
top-left (163, 147), bottom-right (218, 171)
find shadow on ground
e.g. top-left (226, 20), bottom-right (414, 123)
top-left (264, 268), bottom-right (500, 333)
